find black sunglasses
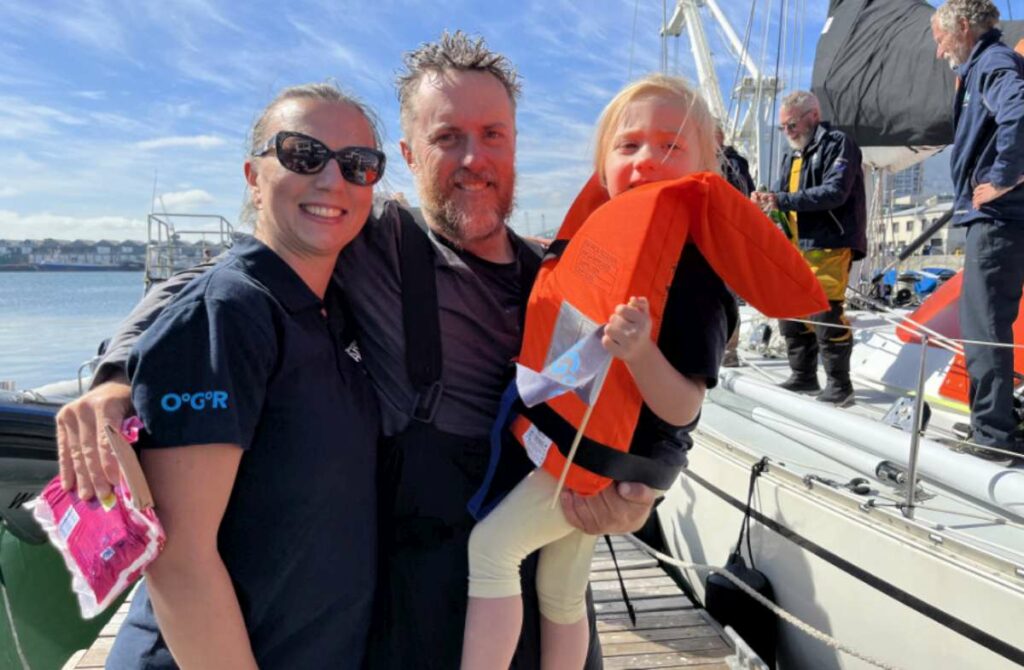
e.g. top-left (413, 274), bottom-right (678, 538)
top-left (254, 131), bottom-right (386, 186)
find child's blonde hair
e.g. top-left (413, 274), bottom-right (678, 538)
top-left (593, 74), bottom-right (721, 184)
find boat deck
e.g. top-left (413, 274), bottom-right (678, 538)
top-left (65, 535), bottom-right (734, 669)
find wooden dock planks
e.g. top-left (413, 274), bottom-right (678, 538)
top-left (68, 536), bottom-right (733, 669)
top-left (592, 536), bottom-right (732, 670)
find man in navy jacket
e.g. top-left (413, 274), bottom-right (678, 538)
top-left (933, 0), bottom-right (1024, 464)
top-left (753, 91), bottom-right (867, 406)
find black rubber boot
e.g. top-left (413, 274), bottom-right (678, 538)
top-left (819, 340), bottom-right (854, 406)
top-left (779, 374), bottom-right (822, 393)
top-left (780, 327), bottom-right (819, 393)
top-left (816, 381), bottom-right (855, 406)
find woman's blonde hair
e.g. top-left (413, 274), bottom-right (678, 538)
top-left (593, 73), bottom-right (720, 184)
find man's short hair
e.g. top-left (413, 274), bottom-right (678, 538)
top-left (780, 90), bottom-right (821, 117)
top-left (934, 0), bottom-right (1000, 35)
top-left (395, 31), bottom-right (521, 138)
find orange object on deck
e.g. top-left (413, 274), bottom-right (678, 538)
top-left (897, 270), bottom-right (1024, 405)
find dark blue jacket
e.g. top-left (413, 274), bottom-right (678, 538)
top-left (774, 122), bottom-right (868, 259)
top-left (951, 28), bottom-right (1024, 225)
top-left (722, 145), bottom-right (755, 197)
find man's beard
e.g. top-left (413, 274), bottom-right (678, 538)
top-left (786, 132), bottom-right (811, 151)
top-left (945, 38), bottom-right (971, 68)
top-left (421, 168), bottom-right (515, 248)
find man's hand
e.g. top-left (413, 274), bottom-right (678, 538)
top-left (751, 191), bottom-right (778, 211)
top-left (560, 482), bottom-right (657, 535)
top-left (56, 380), bottom-right (132, 500)
top-left (973, 181), bottom-right (1018, 209)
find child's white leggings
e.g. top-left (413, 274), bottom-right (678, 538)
top-left (467, 468), bottom-right (598, 624)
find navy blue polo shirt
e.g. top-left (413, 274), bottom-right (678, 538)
top-left (108, 235), bottom-right (379, 669)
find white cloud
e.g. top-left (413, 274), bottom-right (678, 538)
top-left (0, 186), bottom-right (18, 198)
top-left (154, 189), bottom-right (216, 212)
top-left (49, 2), bottom-right (131, 58)
top-left (74, 90), bottom-right (106, 100)
top-left (0, 210), bottom-right (145, 240)
top-left (134, 135), bottom-right (227, 150)
top-left (0, 96), bottom-right (87, 137)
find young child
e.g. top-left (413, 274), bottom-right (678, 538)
top-left (460, 74), bottom-right (825, 669)
top-left (460, 73), bottom-right (729, 669)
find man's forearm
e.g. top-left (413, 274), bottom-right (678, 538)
top-left (91, 261), bottom-right (218, 387)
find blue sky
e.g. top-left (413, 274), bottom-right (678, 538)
top-left (0, 0), bottom-right (993, 241)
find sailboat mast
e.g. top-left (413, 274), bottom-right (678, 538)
top-left (661, 0), bottom-right (727, 123)
top-left (661, 0), bottom-right (782, 186)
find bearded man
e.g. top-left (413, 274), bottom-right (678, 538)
top-left (752, 90), bottom-right (867, 406)
top-left (932, 0), bottom-right (1024, 465)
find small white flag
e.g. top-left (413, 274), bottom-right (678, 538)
top-left (516, 326), bottom-right (612, 407)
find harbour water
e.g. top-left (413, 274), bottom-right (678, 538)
top-left (0, 272), bottom-right (144, 390)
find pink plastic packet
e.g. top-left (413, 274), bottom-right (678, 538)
top-left (27, 417), bottom-right (165, 618)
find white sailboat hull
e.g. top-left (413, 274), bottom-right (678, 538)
top-left (659, 431), bottom-right (1024, 669)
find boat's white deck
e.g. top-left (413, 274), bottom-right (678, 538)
top-left (708, 309), bottom-right (1024, 568)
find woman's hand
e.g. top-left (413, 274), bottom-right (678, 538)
top-left (602, 297), bottom-right (653, 363)
top-left (56, 379), bottom-right (132, 499)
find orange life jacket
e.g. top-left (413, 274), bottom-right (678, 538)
top-left (511, 172), bottom-right (830, 495)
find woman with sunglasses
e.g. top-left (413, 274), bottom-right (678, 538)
top-left (105, 83), bottom-right (386, 669)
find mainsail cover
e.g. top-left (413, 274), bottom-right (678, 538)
top-left (812, 0), bottom-right (1024, 169)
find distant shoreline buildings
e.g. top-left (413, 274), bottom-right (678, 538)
top-left (0, 238), bottom-right (223, 271)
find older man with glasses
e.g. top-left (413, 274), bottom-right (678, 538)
top-left (932, 0), bottom-right (1024, 465)
top-left (752, 91), bottom-right (867, 406)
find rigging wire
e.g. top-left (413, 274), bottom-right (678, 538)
top-left (789, 0), bottom-right (803, 90)
top-left (726, 0), bottom-right (760, 132)
top-left (797, 0), bottom-right (806, 88)
top-left (627, 0), bottom-right (641, 80)
top-left (779, 0), bottom-right (789, 93)
top-left (673, 27), bottom-right (680, 75)
top-left (752, 0), bottom-right (775, 185)
top-left (661, 0), bottom-right (669, 74)
top-left (766, 0), bottom-right (788, 187)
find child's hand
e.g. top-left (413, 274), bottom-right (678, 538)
top-left (602, 297), bottom-right (653, 362)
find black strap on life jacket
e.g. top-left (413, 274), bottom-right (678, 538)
top-left (397, 206), bottom-right (445, 423)
top-left (543, 238), bottom-right (569, 261)
top-left (519, 401), bottom-right (681, 490)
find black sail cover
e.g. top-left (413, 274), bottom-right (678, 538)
top-left (812, 0), bottom-right (1024, 154)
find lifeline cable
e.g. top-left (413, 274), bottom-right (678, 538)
top-left (625, 532), bottom-right (903, 670)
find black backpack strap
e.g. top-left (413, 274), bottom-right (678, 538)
top-left (397, 206), bottom-right (444, 423)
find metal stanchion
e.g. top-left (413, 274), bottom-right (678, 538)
top-left (903, 334), bottom-right (929, 518)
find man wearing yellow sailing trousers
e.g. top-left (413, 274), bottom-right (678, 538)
top-left (752, 91), bottom-right (867, 406)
